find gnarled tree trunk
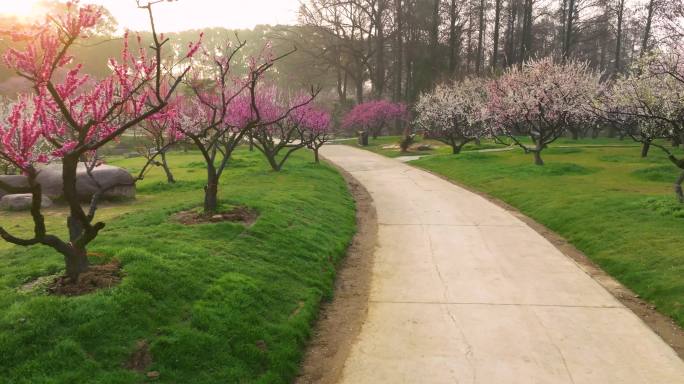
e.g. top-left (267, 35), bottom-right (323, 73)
top-left (62, 156), bottom-right (91, 281)
top-left (641, 141), bottom-right (651, 158)
top-left (532, 142), bottom-right (545, 165)
top-left (204, 167), bottom-right (219, 214)
top-left (160, 151), bottom-right (175, 184)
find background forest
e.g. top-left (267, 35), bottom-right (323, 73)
top-left (2, 0), bottom-right (682, 112)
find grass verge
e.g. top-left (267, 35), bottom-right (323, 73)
top-left (340, 135), bottom-right (641, 158)
top-left (0, 149), bottom-right (356, 383)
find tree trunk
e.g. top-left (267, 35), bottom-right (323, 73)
top-left (314, 148), bottom-right (320, 163)
top-left (520, 0), bottom-right (533, 65)
top-left (614, 0), bottom-right (625, 73)
top-left (676, 170), bottom-right (684, 203)
top-left (533, 150), bottom-right (544, 165)
top-left (394, 0), bottom-right (403, 101)
top-left (672, 135), bottom-right (681, 147)
top-left (204, 171), bottom-right (219, 214)
top-left (430, 0), bottom-right (441, 75)
top-left (355, 76), bottom-right (364, 103)
top-left (563, 0), bottom-right (576, 59)
top-left (336, 66), bottom-right (345, 102)
top-left (504, 0), bottom-right (517, 67)
top-left (492, 0), bottom-right (502, 71)
top-left (448, 0), bottom-right (458, 74)
top-left (531, 142), bottom-right (545, 165)
top-left (466, 5), bottom-right (473, 73)
top-left (64, 246), bottom-right (89, 282)
top-left (62, 156), bottom-right (90, 280)
top-left (476, 0), bottom-right (486, 74)
top-left (265, 154), bottom-right (281, 172)
top-left (342, 72), bottom-right (348, 101)
top-left (374, 0), bottom-right (386, 97)
top-left (640, 0), bottom-right (655, 57)
top-left (372, 123), bottom-right (384, 139)
top-left (641, 141), bottom-right (651, 157)
top-left (160, 151), bottom-right (175, 184)
top-left (559, 0), bottom-right (567, 52)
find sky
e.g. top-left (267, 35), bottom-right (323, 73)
top-left (0, 0), bottom-right (302, 31)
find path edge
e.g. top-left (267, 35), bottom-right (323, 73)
top-left (295, 156), bottom-right (378, 384)
top-left (411, 161), bottom-right (684, 359)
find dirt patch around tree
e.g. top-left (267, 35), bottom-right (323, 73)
top-left (295, 163), bottom-right (378, 384)
top-left (418, 166), bottom-right (684, 360)
top-left (172, 205), bottom-right (258, 226)
top-left (47, 260), bottom-right (122, 296)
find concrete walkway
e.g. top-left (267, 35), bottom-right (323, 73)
top-left (321, 145), bottom-right (684, 384)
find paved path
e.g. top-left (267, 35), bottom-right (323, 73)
top-left (321, 145), bottom-right (684, 384)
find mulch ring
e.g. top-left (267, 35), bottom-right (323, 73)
top-left (47, 260), bottom-right (122, 296)
top-left (172, 205), bottom-right (259, 226)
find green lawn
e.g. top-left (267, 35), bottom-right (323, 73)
top-left (339, 135), bottom-right (502, 157)
top-left (341, 135), bottom-right (640, 158)
top-left (0, 149), bottom-right (356, 383)
top-left (404, 144), bottom-right (684, 328)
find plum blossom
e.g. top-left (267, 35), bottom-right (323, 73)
top-left (415, 77), bottom-right (488, 154)
top-left (249, 89), bottom-right (323, 170)
top-left (342, 100), bottom-right (408, 138)
top-left (486, 57), bottom-right (600, 165)
top-left (0, 97), bottom-right (49, 171)
top-left (0, 0), bottom-right (195, 281)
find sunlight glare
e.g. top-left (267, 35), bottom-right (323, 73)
top-left (0, 0), bottom-right (42, 19)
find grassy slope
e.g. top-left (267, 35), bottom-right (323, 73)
top-left (407, 144), bottom-right (684, 328)
top-left (0, 149), bottom-right (356, 384)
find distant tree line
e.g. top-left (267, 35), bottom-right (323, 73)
top-left (1, 0), bottom-right (681, 117)
top-left (296, 0), bottom-right (684, 104)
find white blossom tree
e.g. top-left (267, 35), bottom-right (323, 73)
top-left (487, 58), bottom-right (600, 165)
top-left (599, 50), bottom-right (684, 200)
top-left (415, 77), bottom-right (488, 154)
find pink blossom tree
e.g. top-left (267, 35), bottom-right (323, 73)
top-left (415, 77), bottom-right (488, 154)
top-left (181, 40), bottom-right (316, 212)
top-left (301, 105), bottom-right (333, 163)
top-left (250, 88), bottom-right (324, 171)
top-left (0, 1), bottom-right (198, 281)
top-left (487, 58), bottom-right (600, 165)
top-left (136, 94), bottom-right (184, 183)
top-left (342, 100), bottom-right (408, 139)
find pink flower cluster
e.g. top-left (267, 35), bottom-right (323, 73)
top-left (3, 1), bottom-right (101, 84)
top-left (0, 97), bottom-right (48, 170)
top-left (290, 102), bottom-right (331, 134)
top-left (0, 1), bottom-right (199, 171)
top-left (143, 95), bottom-right (185, 143)
top-left (342, 100), bottom-right (408, 130)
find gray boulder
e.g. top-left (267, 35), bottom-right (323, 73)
top-left (0, 193), bottom-right (52, 211)
top-left (0, 175), bottom-right (29, 198)
top-left (0, 164), bottom-right (136, 202)
top-left (410, 144), bottom-right (433, 151)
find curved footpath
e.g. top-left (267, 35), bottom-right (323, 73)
top-left (320, 145), bottom-right (684, 384)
